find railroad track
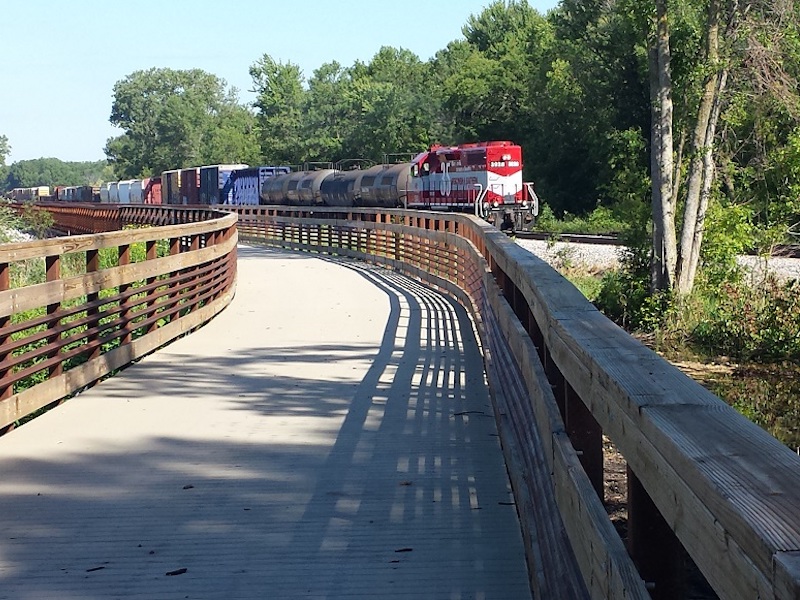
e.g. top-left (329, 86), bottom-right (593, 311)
top-left (515, 230), bottom-right (620, 245)
top-left (515, 231), bottom-right (800, 258)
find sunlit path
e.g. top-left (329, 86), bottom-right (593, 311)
top-left (0, 244), bottom-right (531, 600)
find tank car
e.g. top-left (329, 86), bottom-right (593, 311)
top-left (298, 169), bottom-right (336, 206)
top-left (356, 163), bottom-right (410, 208)
top-left (317, 169), bottom-right (363, 207)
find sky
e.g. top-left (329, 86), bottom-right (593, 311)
top-left (1, 0), bottom-right (559, 164)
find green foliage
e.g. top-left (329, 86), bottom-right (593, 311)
top-left (0, 134), bottom-right (9, 166)
top-left (18, 205), bottom-right (54, 238)
top-left (250, 56), bottom-right (306, 165)
top-left (691, 278), bottom-right (800, 362)
top-left (594, 267), bottom-right (671, 331)
top-left (697, 199), bottom-right (752, 287)
top-left (3, 158), bottom-right (107, 190)
top-left (0, 201), bottom-right (55, 243)
top-left (0, 200), bottom-right (24, 243)
top-left (107, 68), bottom-right (255, 177)
top-left (250, 48), bottom-right (446, 166)
top-left (343, 48), bottom-right (439, 161)
top-left (532, 0), bottom-right (651, 215)
top-left (534, 203), bottom-right (559, 232)
top-left (568, 274), bottom-right (604, 301)
top-left (535, 203), bottom-right (626, 234)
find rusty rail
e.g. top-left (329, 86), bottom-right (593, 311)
top-left (1, 204), bottom-right (238, 431)
top-left (230, 205), bottom-right (800, 600)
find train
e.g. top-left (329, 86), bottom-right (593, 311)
top-left (6, 141), bottom-right (539, 227)
top-left (7, 186), bottom-right (52, 202)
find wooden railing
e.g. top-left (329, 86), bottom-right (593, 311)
top-left (0, 204), bottom-right (238, 431)
top-left (230, 206), bottom-right (800, 600)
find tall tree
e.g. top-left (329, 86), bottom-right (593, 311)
top-left (543, 0), bottom-right (651, 215)
top-left (674, 0), bottom-right (727, 292)
top-left (201, 102), bottom-right (261, 166)
top-left (341, 47), bottom-right (436, 161)
top-left (649, 0), bottom-right (678, 291)
top-left (250, 55), bottom-right (305, 165)
top-left (302, 61), bottom-right (352, 161)
top-left (106, 68), bottom-right (250, 177)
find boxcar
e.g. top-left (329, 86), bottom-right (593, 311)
top-left (199, 164), bottom-right (248, 204)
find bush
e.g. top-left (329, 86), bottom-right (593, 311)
top-left (691, 277), bottom-right (800, 362)
top-left (0, 200), bottom-right (23, 243)
top-left (535, 203), bottom-right (625, 235)
top-left (594, 267), bottom-right (673, 331)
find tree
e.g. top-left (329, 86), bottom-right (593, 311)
top-left (448, 1), bottom-right (540, 143)
top-left (649, 0), bottom-right (800, 295)
top-left (250, 55), bottom-right (306, 165)
top-left (649, 0), bottom-right (678, 292)
top-left (340, 47), bottom-right (437, 162)
top-left (201, 103), bottom-right (261, 166)
top-left (0, 135), bottom-right (10, 166)
top-left (5, 158), bottom-right (106, 188)
top-left (302, 61), bottom-right (353, 161)
top-left (538, 0), bottom-right (656, 217)
top-left (106, 68), bottom-right (253, 177)
top-left (250, 48), bottom-right (445, 166)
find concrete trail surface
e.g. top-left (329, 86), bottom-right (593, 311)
top-left (0, 244), bottom-right (532, 599)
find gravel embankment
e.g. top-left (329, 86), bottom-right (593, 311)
top-left (515, 238), bottom-right (800, 281)
top-left (515, 238), bottom-right (622, 271)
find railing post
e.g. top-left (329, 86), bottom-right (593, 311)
top-left (189, 234), bottom-right (201, 312)
top-left (168, 237), bottom-right (181, 322)
top-left (0, 262), bottom-right (11, 402)
top-left (118, 244), bottom-right (132, 346)
top-left (565, 382), bottom-right (604, 499)
top-left (628, 467), bottom-right (686, 599)
top-left (145, 241), bottom-right (159, 334)
top-left (45, 255), bottom-right (62, 379)
top-left (86, 250), bottom-right (101, 360)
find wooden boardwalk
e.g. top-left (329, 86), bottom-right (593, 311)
top-left (0, 245), bottom-right (532, 599)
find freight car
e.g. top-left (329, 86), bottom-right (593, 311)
top-left (53, 185), bottom-right (99, 202)
top-left (8, 186), bottom-right (50, 202)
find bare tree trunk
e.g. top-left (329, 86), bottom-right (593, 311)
top-left (676, 0), bottom-right (725, 294)
top-left (673, 129), bottom-right (686, 205)
top-left (682, 70), bottom-right (729, 290)
top-left (650, 0), bottom-right (678, 292)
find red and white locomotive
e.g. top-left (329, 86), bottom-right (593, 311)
top-left (405, 140), bottom-right (537, 225)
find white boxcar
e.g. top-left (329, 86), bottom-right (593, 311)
top-left (129, 178), bottom-right (148, 204)
top-left (117, 180), bottom-right (134, 204)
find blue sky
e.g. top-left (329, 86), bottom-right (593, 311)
top-left (1, 0), bottom-right (558, 164)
